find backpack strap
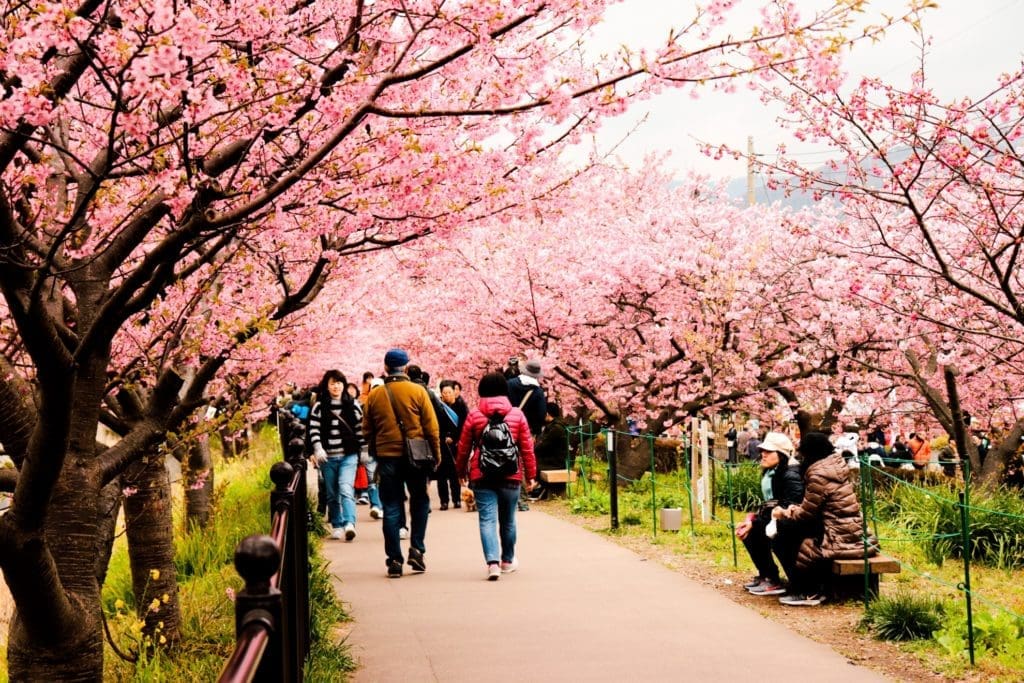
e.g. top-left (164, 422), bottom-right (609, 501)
top-left (518, 389), bottom-right (534, 410)
top-left (330, 407), bottom-right (357, 439)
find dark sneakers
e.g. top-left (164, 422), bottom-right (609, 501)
top-left (407, 547), bottom-right (426, 573)
top-left (386, 559), bottom-right (403, 578)
top-left (743, 575), bottom-right (765, 590)
top-left (748, 580), bottom-right (787, 596)
top-left (779, 593), bottom-right (826, 606)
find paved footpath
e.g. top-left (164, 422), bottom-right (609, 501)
top-left (322, 494), bottom-right (887, 683)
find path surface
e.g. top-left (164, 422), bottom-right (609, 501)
top-left (322, 493), bottom-right (887, 683)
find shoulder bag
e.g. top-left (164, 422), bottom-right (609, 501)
top-left (383, 382), bottom-right (435, 473)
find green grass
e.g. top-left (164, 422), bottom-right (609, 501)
top-left (102, 425), bottom-right (354, 681)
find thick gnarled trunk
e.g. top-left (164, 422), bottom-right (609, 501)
top-left (8, 453), bottom-right (105, 682)
top-left (5, 356), bottom-right (112, 681)
top-left (123, 448), bottom-right (181, 646)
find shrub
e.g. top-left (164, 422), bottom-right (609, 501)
top-left (569, 489), bottom-right (609, 515)
top-left (935, 609), bottom-right (1024, 666)
top-left (862, 592), bottom-right (944, 641)
top-left (622, 512), bottom-right (643, 526)
top-left (714, 462), bottom-right (762, 512)
top-left (877, 481), bottom-right (1024, 569)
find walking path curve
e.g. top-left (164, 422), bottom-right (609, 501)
top-left (322, 497), bottom-right (886, 682)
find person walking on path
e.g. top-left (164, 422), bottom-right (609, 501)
top-left (457, 372), bottom-right (537, 580)
top-left (309, 370), bottom-right (364, 541)
top-left (438, 380), bottom-right (465, 508)
top-left (507, 358), bottom-right (546, 511)
top-left (363, 349), bottom-right (441, 578)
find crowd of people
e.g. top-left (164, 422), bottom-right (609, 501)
top-left (274, 357), bottom-right (971, 598)
top-left (725, 421), bottom-right (974, 477)
top-left (274, 348), bottom-right (567, 581)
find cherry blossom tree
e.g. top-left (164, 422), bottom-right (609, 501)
top-left (337, 160), bottom-right (894, 478)
top-left (737, 20), bottom-right (1024, 484)
top-left (0, 0), bottom-right (907, 677)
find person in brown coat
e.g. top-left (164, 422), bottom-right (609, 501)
top-left (772, 431), bottom-right (877, 606)
top-left (363, 348), bottom-right (441, 578)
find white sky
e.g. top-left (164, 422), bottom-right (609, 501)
top-left (579, 0), bottom-right (1024, 180)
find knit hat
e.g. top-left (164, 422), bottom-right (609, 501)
top-left (799, 431), bottom-right (834, 461)
top-left (523, 359), bottom-right (542, 379)
top-left (384, 348), bottom-right (409, 369)
top-left (478, 372), bottom-right (509, 398)
top-left (757, 432), bottom-right (794, 457)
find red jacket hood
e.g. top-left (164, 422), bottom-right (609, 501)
top-left (478, 396), bottom-right (512, 416)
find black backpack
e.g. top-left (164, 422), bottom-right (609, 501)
top-left (477, 411), bottom-right (519, 478)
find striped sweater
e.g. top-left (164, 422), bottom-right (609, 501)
top-left (309, 398), bottom-right (363, 455)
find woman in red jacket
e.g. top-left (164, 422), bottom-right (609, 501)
top-left (457, 372), bottom-right (538, 580)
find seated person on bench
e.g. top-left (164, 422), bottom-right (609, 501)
top-left (772, 432), bottom-right (878, 607)
top-left (737, 432), bottom-right (804, 598)
top-left (529, 402), bottom-right (568, 500)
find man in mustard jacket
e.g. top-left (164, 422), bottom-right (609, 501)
top-left (363, 348), bottom-right (441, 578)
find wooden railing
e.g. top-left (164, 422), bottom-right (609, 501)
top-left (219, 421), bottom-right (311, 683)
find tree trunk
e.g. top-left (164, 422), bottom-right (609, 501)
top-left (7, 457), bottom-right (105, 681)
top-left (975, 420), bottom-right (1024, 488)
top-left (0, 356), bottom-right (35, 465)
top-left (95, 476), bottom-right (122, 587)
top-left (184, 434), bottom-right (214, 530)
top-left (123, 448), bottom-right (181, 647)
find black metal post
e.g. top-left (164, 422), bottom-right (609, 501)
top-left (270, 461), bottom-right (301, 682)
top-left (232, 535), bottom-right (283, 683)
top-left (285, 438), bottom-right (310, 659)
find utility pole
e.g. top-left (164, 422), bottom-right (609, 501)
top-left (746, 135), bottom-right (755, 206)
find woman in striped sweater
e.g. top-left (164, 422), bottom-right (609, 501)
top-left (310, 369), bottom-right (364, 540)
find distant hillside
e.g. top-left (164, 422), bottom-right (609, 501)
top-left (719, 147), bottom-right (909, 208)
top-left (724, 175), bottom-right (815, 208)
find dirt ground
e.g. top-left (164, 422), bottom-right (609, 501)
top-left (540, 501), bottom-right (983, 683)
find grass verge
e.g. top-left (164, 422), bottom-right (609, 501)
top-left (101, 425), bottom-right (354, 681)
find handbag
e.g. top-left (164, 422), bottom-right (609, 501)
top-left (383, 382), bottom-right (436, 472)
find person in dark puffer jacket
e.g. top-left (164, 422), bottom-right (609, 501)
top-left (772, 431), bottom-right (878, 606)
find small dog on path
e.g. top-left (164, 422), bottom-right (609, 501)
top-left (461, 488), bottom-right (476, 512)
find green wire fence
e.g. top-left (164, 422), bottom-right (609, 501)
top-left (558, 423), bottom-right (1024, 667)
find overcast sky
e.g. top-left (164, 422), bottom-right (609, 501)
top-left (577, 0), bottom-right (1024, 180)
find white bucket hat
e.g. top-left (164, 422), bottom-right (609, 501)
top-left (757, 431), bottom-right (795, 458)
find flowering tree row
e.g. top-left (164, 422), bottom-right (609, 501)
top-left (0, 0), bottom-right (891, 677)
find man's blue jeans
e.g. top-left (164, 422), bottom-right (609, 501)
top-left (472, 484), bottom-right (520, 564)
top-left (322, 453), bottom-right (359, 529)
top-left (377, 457), bottom-right (430, 562)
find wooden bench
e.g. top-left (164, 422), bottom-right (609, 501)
top-left (830, 555), bottom-right (901, 600)
top-left (538, 469), bottom-right (577, 484)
